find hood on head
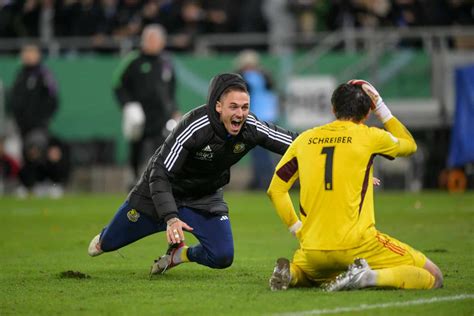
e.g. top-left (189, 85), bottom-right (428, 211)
top-left (206, 73), bottom-right (248, 139)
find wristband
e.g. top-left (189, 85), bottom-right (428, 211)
top-left (289, 220), bottom-right (302, 236)
top-left (374, 101), bottom-right (393, 123)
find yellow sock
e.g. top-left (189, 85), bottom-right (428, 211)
top-left (289, 264), bottom-right (312, 287)
top-left (180, 246), bottom-right (190, 263)
top-left (376, 265), bottom-right (435, 289)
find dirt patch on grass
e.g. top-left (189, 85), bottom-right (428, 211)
top-left (424, 249), bottom-right (448, 253)
top-left (59, 271), bottom-right (91, 279)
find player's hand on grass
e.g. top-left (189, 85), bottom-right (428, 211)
top-left (348, 79), bottom-right (393, 123)
top-left (166, 217), bottom-right (193, 244)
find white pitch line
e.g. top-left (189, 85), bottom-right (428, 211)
top-left (274, 294), bottom-right (474, 316)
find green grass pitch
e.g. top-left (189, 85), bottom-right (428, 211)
top-left (0, 191), bottom-right (473, 315)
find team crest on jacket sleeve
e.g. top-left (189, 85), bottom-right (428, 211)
top-left (127, 209), bottom-right (141, 222)
top-left (233, 142), bottom-right (246, 153)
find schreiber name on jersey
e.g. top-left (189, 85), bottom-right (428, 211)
top-left (307, 136), bottom-right (353, 145)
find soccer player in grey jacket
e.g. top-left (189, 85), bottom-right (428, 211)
top-left (88, 73), bottom-right (298, 275)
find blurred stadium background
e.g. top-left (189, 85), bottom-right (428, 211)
top-left (1, 0), bottom-right (473, 195)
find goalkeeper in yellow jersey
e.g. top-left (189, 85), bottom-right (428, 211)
top-left (267, 80), bottom-right (443, 291)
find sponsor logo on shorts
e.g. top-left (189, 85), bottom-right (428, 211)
top-left (127, 209), bottom-right (140, 222)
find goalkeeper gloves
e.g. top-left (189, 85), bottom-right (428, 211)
top-left (348, 79), bottom-right (393, 123)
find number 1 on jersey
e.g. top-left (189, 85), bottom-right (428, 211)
top-left (321, 146), bottom-right (335, 190)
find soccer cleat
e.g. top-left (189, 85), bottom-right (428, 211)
top-left (269, 258), bottom-right (291, 291)
top-left (149, 242), bottom-right (186, 276)
top-left (321, 258), bottom-right (371, 292)
top-left (87, 234), bottom-right (104, 257)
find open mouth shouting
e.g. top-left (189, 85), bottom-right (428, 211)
top-left (230, 117), bottom-right (243, 133)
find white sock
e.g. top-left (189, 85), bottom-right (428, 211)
top-left (360, 270), bottom-right (377, 287)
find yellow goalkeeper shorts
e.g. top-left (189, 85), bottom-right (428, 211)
top-left (291, 230), bottom-right (428, 285)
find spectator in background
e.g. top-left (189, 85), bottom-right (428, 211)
top-left (390, 0), bottom-right (424, 27)
top-left (236, 49), bottom-right (279, 190)
top-left (165, 0), bottom-right (239, 50)
top-left (287, 0), bottom-right (317, 36)
top-left (389, 0), bottom-right (424, 47)
top-left (140, 0), bottom-right (172, 30)
top-left (17, 131), bottom-right (70, 198)
top-left (448, 0), bottom-right (474, 25)
top-left (61, 0), bottom-right (112, 52)
top-left (448, 0), bottom-right (474, 49)
top-left (91, 0), bottom-right (120, 52)
top-left (201, 0), bottom-right (238, 33)
top-left (8, 43), bottom-right (69, 198)
top-left (112, 0), bottom-right (142, 38)
top-left (56, 0), bottom-right (116, 39)
top-left (9, 44), bottom-right (58, 148)
top-left (0, 137), bottom-right (20, 194)
top-left (236, 0), bottom-right (267, 33)
top-left (0, 0), bottom-right (21, 38)
top-left (68, 0), bottom-right (103, 37)
top-left (19, 0), bottom-right (56, 42)
top-left (97, 0), bottom-right (119, 35)
top-left (113, 24), bottom-right (180, 184)
top-left (166, 0), bottom-right (207, 51)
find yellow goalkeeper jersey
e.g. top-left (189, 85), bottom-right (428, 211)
top-left (267, 117), bottom-right (417, 250)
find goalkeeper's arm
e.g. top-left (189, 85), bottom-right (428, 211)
top-left (383, 117), bottom-right (417, 157)
top-left (267, 153), bottom-right (302, 237)
top-left (349, 79), bottom-right (416, 156)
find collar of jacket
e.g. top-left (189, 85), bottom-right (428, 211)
top-left (141, 50), bottom-right (161, 58)
top-left (205, 73), bottom-right (248, 140)
top-left (23, 64), bottom-right (41, 72)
